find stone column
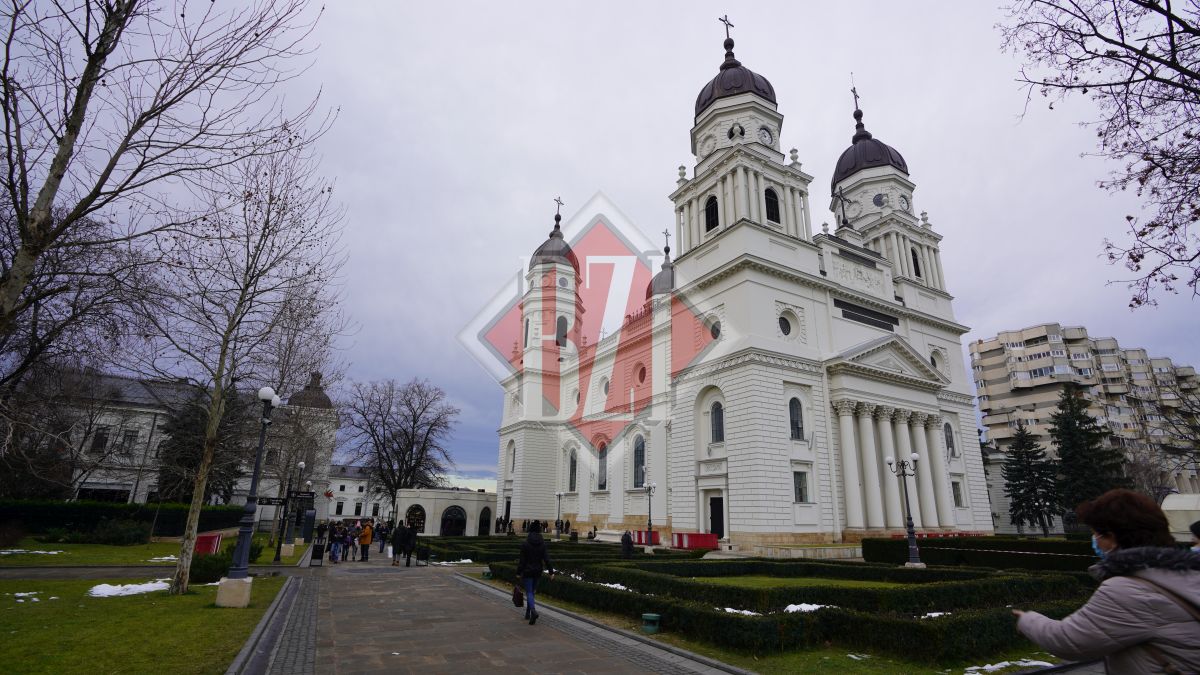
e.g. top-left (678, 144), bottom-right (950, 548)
top-left (797, 191), bottom-right (811, 239)
top-left (757, 174), bottom-right (769, 224)
top-left (898, 235), bottom-right (911, 277)
top-left (680, 205), bottom-right (690, 251)
top-left (925, 245), bottom-right (941, 288)
top-left (856, 403), bottom-right (885, 529)
top-left (783, 186), bottom-right (797, 236)
top-left (876, 406), bottom-right (903, 529)
top-left (723, 175), bottom-right (733, 226)
top-left (934, 250), bottom-right (948, 290)
top-left (735, 166), bottom-right (748, 221)
top-left (691, 197), bottom-right (701, 243)
top-left (833, 400), bottom-right (864, 529)
top-left (925, 416), bottom-right (956, 527)
top-left (891, 410), bottom-right (924, 528)
top-left (904, 412), bottom-right (934, 527)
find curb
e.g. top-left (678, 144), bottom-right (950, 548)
top-left (225, 575), bottom-right (300, 675)
top-left (455, 573), bottom-right (754, 675)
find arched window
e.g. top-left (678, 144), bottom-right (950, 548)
top-left (911, 248), bottom-right (922, 278)
top-left (478, 507), bottom-right (492, 536)
top-left (764, 188), bottom-right (780, 223)
top-left (555, 315), bottom-right (568, 347)
top-left (711, 402), bottom-right (725, 443)
top-left (944, 422), bottom-right (958, 457)
top-left (568, 450), bottom-right (577, 492)
top-left (633, 435), bottom-right (646, 488)
top-left (439, 505), bottom-right (467, 536)
top-left (508, 440), bottom-right (516, 472)
top-left (523, 318), bottom-right (530, 348)
top-left (704, 196), bottom-right (719, 232)
top-left (789, 398), bottom-right (804, 440)
top-left (931, 351), bottom-right (942, 370)
top-left (405, 504), bottom-right (426, 533)
top-left (597, 443), bottom-right (608, 490)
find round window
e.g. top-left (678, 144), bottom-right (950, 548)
top-left (602, 379), bottom-right (609, 395)
top-left (779, 316), bottom-right (792, 336)
top-left (637, 365), bottom-right (646, 384)
top-left (873, 193), bottom-right (886, 207)
top-left (709, 320), bottom-right (721, 340)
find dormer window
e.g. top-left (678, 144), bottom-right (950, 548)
top-left (764, 188), bottom-right (780, 223)
top-left (705, 196), bottom-right (719, 232)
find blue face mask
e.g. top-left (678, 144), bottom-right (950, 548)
top-left (1092, 535), bottom-right (1107, 559)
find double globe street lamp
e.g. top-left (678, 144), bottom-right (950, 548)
top-left (885, 453), bottom-right (925, 568)
top-left (555, 491), bottom-right (564, 540)
top-left (274, 460), bottom-right (306, 563)
top-left (225, 387), bottom-right (282, 586)
top-left (644, 481), bottom-right (657, 546)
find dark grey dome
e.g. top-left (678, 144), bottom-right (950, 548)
top-left (529, 214), bottom-right (579, 271)
top-left (645, 246), bottom-right (675, 299)
top-left (831, 109), bottom-right (908, 194)
top-left (288, 372), bottom-right (333, 410)
top-left (695, 38), bottom-right (776, 119)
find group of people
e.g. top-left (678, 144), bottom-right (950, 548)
top-left (315, 518), bottom-right (420, 566)
top-left (496, 518), bottom-right (573, 536)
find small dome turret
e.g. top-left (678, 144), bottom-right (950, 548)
top-left (645, 245), bottom-right (675, 299)
top-left (831, 108), bottom-right (908, 195)
top-left (694, 38), bottom-right (776, 119)
top-left (288, 372), bottom-right (333, 410)
top-left (529, 212), bottom-right (579, 271)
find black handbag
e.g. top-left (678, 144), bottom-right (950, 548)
top-left (512, 584), bottom-right (524, 608)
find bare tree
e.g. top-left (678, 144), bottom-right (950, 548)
top-left (0, 0), bottom-right (328, 348)
top-left (342, 379), bottom-right (459, 520)
top-left (999, 1), bottom-right (1200, 307)
top-left (133, 137), bottom-right (342, 594)
top-left (1150, 378), bottom-right (1200, 467)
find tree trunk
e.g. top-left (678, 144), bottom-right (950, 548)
top-left (170, 434), bottom-right (217, 595)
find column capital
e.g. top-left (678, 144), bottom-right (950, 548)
top-left (856, 402), bottom-right (877, 416)
top-left (925, 414), bottom-right (943, 429)
top-left (909, 412), bottom-right (928, 426)
top-left (874, 405), bottom-right (895, 419)
top-left (832, 399), bottom-right (858, 416)
top-left (892, 409), bottom-right (912, 424)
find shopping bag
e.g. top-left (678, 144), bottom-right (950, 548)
top-left (512, 584), bottom-right (524, 608)
top-left (386, 545), bottom-right (392, 558)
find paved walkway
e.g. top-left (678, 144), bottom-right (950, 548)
top-left (304, 553), bottom-right (735, 675)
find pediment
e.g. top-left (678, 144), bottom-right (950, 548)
top-left (826, 336), bottom-right (949, 389)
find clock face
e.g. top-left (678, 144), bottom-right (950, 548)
top-left (899, 195), bottom-right (910, 211)
top-left (757, 127), bottom-right (773, 145)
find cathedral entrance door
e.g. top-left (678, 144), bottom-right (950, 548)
top-left (709, 496), bottom-right (724, 539)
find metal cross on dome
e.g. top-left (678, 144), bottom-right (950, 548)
top-left (554, 196), bottom-right (564, 215)
top-left (719, 14), bottom-right (734, 39)
top-left (661, 228), bottom-right (671, 250)
top-left (851, 72), bottom-right (860, 110)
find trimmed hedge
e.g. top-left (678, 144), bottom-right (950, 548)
top-left (623, 558), bottom-right (996, 583)
top-left (488, 561), bottom-right (1087, 661)
top-left (862, 538), bottom-right (1096, 571)
top-left (0, 500), bottom-right (244, 537)
top-left (38, 518), bottom-right (152, 545)
top-left (189, 553), bottom-right (231, 584)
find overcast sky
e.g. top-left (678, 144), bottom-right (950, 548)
top-left (288, 2), bottom-right (1200, 490)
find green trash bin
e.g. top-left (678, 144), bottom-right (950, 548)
top-left (642, 613), bottom-right (660, 634)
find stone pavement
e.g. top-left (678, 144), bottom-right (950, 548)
top-left (304, 552), bottom-right (737, 675)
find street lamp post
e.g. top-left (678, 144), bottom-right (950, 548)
top-left (274, 460), bottom-right (305, 563)
top-left (227, 388), bottom-right (281, 581)
top-left (644, 481), bottom-right (657, 546)
top-left (555, 492), bottom-right (564, 540)
top-left (885, 453), bottom-right (924, 568)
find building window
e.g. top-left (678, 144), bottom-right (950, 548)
top-left (119, 429), bottom-right (138, 455)
top-left (354, 502), bottom-right (362, 516)
top-left (793, 471), bottom-right (810, 503)
top-left (944, 422), bottom-right (958, 458)
top-left (372, 503), bottom-right (380, 517)
top-left (339, 484), bottom-right (345, 492)
top-left (601, 378), bottom-right (610, 396)
top-left (764, 188), bottom-right (780, 223)
top-left (358, 485), bottom-right (364, 492)
top-left (406, 504), bottom-right (426, 533)
top-left (911, 248), bottom-right (922, 278)
top-left (637, 365), bottom-right (646, 384)
top-left (568, 450), bottom-right (577, 492)
top-left (524, 318), bottom-right (530, 348)
top-left (711, 402), bottom-right (725, 443)
top-left (555, 315), bottom-right (568, 347)
top-left (704, 196), bottom-right (719, 232)
top-left (597, 443), bottom-right (608, 491)
top-left (633, 435), bottom-right (646, 488)
top-left (709, 319), bottom-right (721, 340)
top-left (335, 501), bottom-right (344, 515)
top-left (789, 398), bottom-right (804, 440)
top-left (951, 481), bottom-right (965, 508)
top-left (90, 426), bottom-right (110, 454)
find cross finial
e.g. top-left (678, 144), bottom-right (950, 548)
top-left (554, 196), bottom-right (564, 215)
top-left (851, 72), bottom-right (860, 110)
top-left (662, 228), bottom-right (671, 249)
top-left (719, 14), bottom-right (734, 39)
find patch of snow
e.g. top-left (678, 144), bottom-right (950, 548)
top-left (430, 558), bottom-right (474, 566)
top-left (847, 653), bottom-right (870, 661)
top-left (921, 611), bottom-right (951, 619)
top-left (784, 603), bottom-right (833, 613)
top-left (569, 573), bottom-right (584, 581)
top-left (964, 660), bottom-right (1054, 673)
top-left (13, 592), bottom-right (38, 597)
top-left (595, 582), bottom-right (629, 591)
top-left (87, 578), bottom-right (170, 598)
top-left (48, 597), bottom-right (59, 600)
top-left (146, 556), bottom-right (178, 562)
top-left (0, 549), bottom-right (63, 555)
top-left (720, 607), bottom-right (761, 616)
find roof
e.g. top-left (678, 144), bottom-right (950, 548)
top-left (831, 109), bottom-right (908, 194)
top-left (694, 38), bottom-right (776, 119)
top-left (288, 372), bottom-right (334, 410)
top-left (529, 214), bottom-right (580, 271)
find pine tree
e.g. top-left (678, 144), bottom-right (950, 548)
top-left (1050, 383), bottom-right (1127, 518)
top-left (156, 386), bottom-right (250, 504)
top-left (1001, 423), bottom-right (1059, 536)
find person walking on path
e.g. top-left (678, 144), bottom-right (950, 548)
top-left (401, 522), bottom-right (417, 567)
top-left (376, 521), bottom-right (390, 555)
top-left (328, 524), bottom-right (341, 563)
top-left (391, 522), bottom-right (408, 567)
top-left (621, 530), bottom-right (634, 559)
top-left (517, 522), bottom-right (553, 625)
top-left (359, 521), bottom-right (373, 562)
top-left (1015, 489), bottom-right (1200, 674)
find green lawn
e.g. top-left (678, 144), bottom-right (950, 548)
top-left (691, 575), bottom-right (903, 590)
top-left (251, 534), bottom-right (310, 566)
top-left (471, 573), bottom-right (1058, 674)
top-left (0, 576), bottom-right (285, 675)
top-left (0, 537), bottom-right (180, 566)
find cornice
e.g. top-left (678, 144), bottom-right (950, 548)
top-left (675, 347), bottom-right (823, 383)
top-left (936, 390), bottom-right (976, 407)
top-left (827, 361), bottom-right (944, 391)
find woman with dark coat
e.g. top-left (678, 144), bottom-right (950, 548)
top-left (1015, 489), bottom-right (1200, 673)
top-left (620, 530), bottom-right (634, 558)
top-left (401, 521), bottom-right (417, 567)
top-left (517, 523), bottom-right (553, 625)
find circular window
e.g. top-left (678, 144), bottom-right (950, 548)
top-left (637, 365), bottom-right (646, 384)
top-left (602, 379), bottom-right (609, 395)
top-left (779, 316), bottom-right (792, 336)
top-left (873, 193), bottom-right (886, 207)
top-left (709, 320), bottom-right (721, 340)
top-left (557, 277), bottom-right (568, 288)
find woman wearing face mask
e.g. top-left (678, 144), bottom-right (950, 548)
top-left (1014, 489), bottom-right (1200, 674)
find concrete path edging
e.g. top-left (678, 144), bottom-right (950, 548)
top-left (454, 572), bottom-right (755, 675)
top-left (225, 575), bottom-right (300, 675)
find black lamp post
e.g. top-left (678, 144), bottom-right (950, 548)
top-left (555, 491), bottom-right (564, 540)
top-left (645, 481), bottom-right (657, 546)
top-left (228, 387), bottom-right (281, 580)
top-left (274, 460), bottom-right (305, 563)
top-left (885, 453), bottom-right (924, 567)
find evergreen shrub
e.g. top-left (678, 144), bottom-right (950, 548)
top-left (0, 500), bottom-right (244, 536)
top-left (861, 537), bottom-right (1095, 570)
top-left (189, 552), bottom-right (232, 583)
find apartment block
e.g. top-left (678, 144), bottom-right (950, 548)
top-left (970, 323), bottom-right (1199, 534)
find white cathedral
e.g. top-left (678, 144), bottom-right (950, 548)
top-left (496, 35), bottom-right (993, 548)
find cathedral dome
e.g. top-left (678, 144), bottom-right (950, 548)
top-left (288, 372), bottom-right (333, 410)
top-left (645, 246), bottom-right (675, 299)
top-left (831, 109), bottom-right (908, 195)
top-left (694, 38), bottom-right (776, 119)
top-left (529, 213), bottom-right (579, 271)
